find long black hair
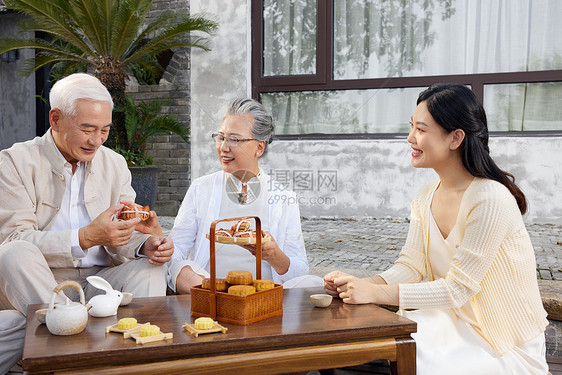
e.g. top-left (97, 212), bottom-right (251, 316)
top-left (417, 83), bottom-right (527, 214)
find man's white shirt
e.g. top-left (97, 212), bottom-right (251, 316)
top-left (49, 148), bottom-right (111, 267)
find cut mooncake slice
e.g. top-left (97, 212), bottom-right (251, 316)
top-left (194, 317), bottom-right (215, 330)
top-left (139, 324), bottom-right (160, 337)
top-left (117, 317), bottom-right (138, 330)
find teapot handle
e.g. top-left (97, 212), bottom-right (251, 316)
top-left (48, 280), bottom-right (86, 313)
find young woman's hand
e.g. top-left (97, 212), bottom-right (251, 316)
top-left (332, 275), bottom-right (378, 304)
top-left (323, 270), bottom-right (352, 297)
top-left (333, 275), bottom-right (399, 305)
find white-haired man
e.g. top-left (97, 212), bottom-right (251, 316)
top-left (0, 73), bottom-right (173, 372)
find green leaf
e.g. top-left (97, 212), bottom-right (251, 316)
top-left (1, 0), bottom-right (218, 84)
top-left (115, 95), bottom-right (189, 165)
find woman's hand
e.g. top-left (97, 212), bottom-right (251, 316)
top-left (323, 270), bottom-right (352, 297)
top-left (176, 266), bottom-right (205, 295)
top-left (333, 275), bottom-right (399, 306)
top-left (120, 200), bottom-right (163, 236)
top-left (240, 232), bottom-right (290, 275)
top-left (333, 275), bottom-right (377, 304)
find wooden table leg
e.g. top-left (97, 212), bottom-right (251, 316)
top-left (390, 337), bottom-right (416, 375)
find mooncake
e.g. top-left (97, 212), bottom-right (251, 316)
top-left (228, 285), bottom-right (256, 296)
top-left (139, 324), bottom-right (160, 337)
top-left (201, 278), bottom-right (229, 291)
top-left (226, 270), bottom-right (253, 285)
top-left (253, 279), bottom-right (274, 292)
top-left (117, 317), bottom-right (137, 330)
top-left (194, 317), bottom-right (214, 330)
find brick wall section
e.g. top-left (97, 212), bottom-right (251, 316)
top-left (125, 0), bottom-right (191, 216)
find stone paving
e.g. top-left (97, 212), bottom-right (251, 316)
top-left (302, 218), bottom-right (562, 281)
top-left (160, 217), bottom-right (562, 280)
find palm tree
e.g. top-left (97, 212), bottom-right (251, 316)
top-left (0, 0), bottom-right (218, 147)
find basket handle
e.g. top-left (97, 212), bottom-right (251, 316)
top-left (208, 216), bottom-right (263, 320)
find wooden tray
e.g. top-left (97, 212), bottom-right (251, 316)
top-left (192, 216), bottom-right (283, 325)
top-left (105, 322), bottom-right (150, 334)
top-left (126, 331), bottom-right (173, 344)
top-left (183, 321), bottom-right (228, 337)
top-left (205, 233), bottom-right (271, 245)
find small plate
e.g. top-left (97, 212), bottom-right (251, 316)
top-left (120, 292), bottom-right (134, 306)
top-left (36, 309), bottom-right (47, 324)
top-left (310, 294), bottom-right (333, 308)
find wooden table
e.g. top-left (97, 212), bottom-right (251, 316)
top-left (23, 288), bottom-right (416, 374)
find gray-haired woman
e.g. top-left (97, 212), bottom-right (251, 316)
top-left (167, 98), bottom-right (322, 294)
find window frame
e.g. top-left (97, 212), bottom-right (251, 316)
top-left (251, 0), bottom-right (562, 139)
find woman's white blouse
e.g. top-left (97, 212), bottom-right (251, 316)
top-left (167, 171), bottom-right (309, 291)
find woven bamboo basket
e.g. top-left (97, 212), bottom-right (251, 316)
top-left (191, 216), bottom-right (283, 325)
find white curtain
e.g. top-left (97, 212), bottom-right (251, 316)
top-left (262, 0), bottom-right (562, 134)
top-left (263, 0), bottom-right (316, 76)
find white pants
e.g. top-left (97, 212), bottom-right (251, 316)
top-left (0, 310), bottom-right (25, 375)
top-left (0, 240), bottom-right (167, 312)
top-left (0, 240), bottom-right (168, 369)
top-left (402, 308), bottom-right (549, 375)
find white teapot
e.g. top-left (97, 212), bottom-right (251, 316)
top-left (45, 280), bottom-right (88, 335)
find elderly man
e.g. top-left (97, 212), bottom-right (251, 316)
top-left (0, 73), bottom-right (173, 372)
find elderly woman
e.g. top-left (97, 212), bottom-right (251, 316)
top-left (168, 98), bottom-right (322, 294)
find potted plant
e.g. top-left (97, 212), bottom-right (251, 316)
top-left (115, 95), bottom-right (189, 207)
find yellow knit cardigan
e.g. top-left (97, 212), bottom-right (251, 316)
top-left (379, 178), bottom-right (548, 354)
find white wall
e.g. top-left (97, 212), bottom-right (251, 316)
top-left (190, 0), bottom-right (562, 224)
top-left (190, 0), bottom-right (249, 180)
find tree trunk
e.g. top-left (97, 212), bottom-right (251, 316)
top-left (94, 58), bottom-right (128, 150)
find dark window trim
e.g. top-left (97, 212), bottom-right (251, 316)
top-left (252, 0), bottom-right (328, 87)
top-left (252, 0), bottom-right (562, 138)
top-left (274, 130), bottom-right (562, 141)
top-left (256, 70), bottom-right (562, 93)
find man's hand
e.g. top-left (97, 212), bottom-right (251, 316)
top-left (139, 236), bottom-right (174, 266)
top-left (120, 200), bottom-right (163, 236)
top-left (79, 205), bottom-right (140, 249)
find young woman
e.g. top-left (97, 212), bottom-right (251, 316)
top-left (324, 84), bottom-right (548, 374)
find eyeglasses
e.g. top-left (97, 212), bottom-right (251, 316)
top-left (212, 133), bottom-right (259, 147)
